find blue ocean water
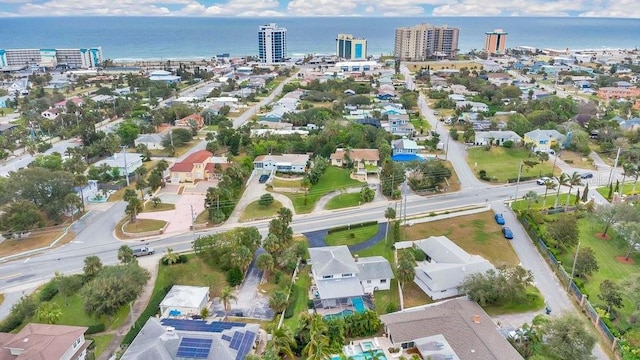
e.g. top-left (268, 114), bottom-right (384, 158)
top-left (1, 17), bottom-right (639, 61)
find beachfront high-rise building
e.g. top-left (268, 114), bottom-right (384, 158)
top-left (0, 47), bottom-right (102, 69)
top-left (394, 24), bottom-right (459, 61)
top-left (336, 34), bottom-right (367, 60)
top-left (258, 23), bottom-right (287, 64)
top-left (484, 29), bottom-right (508, 55)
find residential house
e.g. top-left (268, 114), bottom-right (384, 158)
top-left (159, 285), bottom-right (210, 319)
top-left (618, 117), bottom-right (640, 131)
top-left (253, 154), bottom-right (309, 174)
top-left (0, 95), bottom-right (11, 108)
top-left (391, 137), bottom-right (418, 156)
top-left (597, 86), bottom-right (640, 100)
top-left (0, 323), bottom-right (90, 360)
top-left (455, 101), bottom-right (489, 113)
top-left (473, 130), bottom-right (522, 146)
top-left (93, 152), bottom-right (144, 178)
top-left (0, 123), bottom-right (18, 136)
top-left (379, 298), bottom-right (524, 360)
top-left (149, 70), bottom-right (181, 84)
top-left (523, 129), bottom-right (566, 152)
top-left (448, 94), bottom-right (466, 102)
top-left (134, 132), bottom-right (166, 150)
top-left (387, 114), bottom-right (414, 136)
top-left (411, 236), bottom-right (495, 300)
top-left (175, 114), bottom-right (205, 129)
top-left (486, 72), bottom-right (511, 85)
top-left (343, 89), bottom-right (356, 96)
top-left (330, 148), bottom-right (380, 172)
top-left (169, 150), bottom-right (214, 183)
top-left (53, 97), bottom-right (83, 110)
top-left (382, 105), bottom-right (407, 116)
top-left (308, 246), bottom-right (393, 316)
top-left (121, 318), bottom-right (259, 360)
top-left (41, 108), bottom-right (61, 120)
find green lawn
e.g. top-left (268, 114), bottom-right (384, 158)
top-left (123, 219), bottom-right (166, 233)
top-left (271, 178), bottom-right (302, 188)
top-left (484, 286), bottom-right (545, 316)
top-left (49, 292), bottom-right (129, 330)
top-left (239, 200), bottom-right (282, 222)
top-left (555, 219), bottom-right (640, 326)
top-left (373, 280), bottom-right (400, 315)
top-left (325, 192), bottom-right (362, 210)
top-left (142, 202), bottom-right (175, 212)
top-left (596, 182), bottom-right (640, 199)
top-left (467, 147), bottom-right (556, 183)
top-left (88, 334), bottom-right (114, 359)
top-left (283, 167), bottom-right (363, 213)
top-left (283, 265), bottom-right (311, 329)
top-left (324, 224), bottom-right (379, 246)
top-left (512, 194), bottom-right (578, 211)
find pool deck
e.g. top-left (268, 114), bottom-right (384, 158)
top-left (343, 337), bottom-right (395, 359)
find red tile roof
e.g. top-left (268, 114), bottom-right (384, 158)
top-left (169, 150), bottom-right (212, 173)
top-left (176, 113), bottom-right (204, 128)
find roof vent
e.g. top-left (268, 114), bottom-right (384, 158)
top-left (354, 254), bottom-right (359, 263)
top-left (23, 338), bottom-right (29, 343)
top-left (472, 315), bottom-right (481, 324)
top-left (166, 326), bottom-right (175, 335)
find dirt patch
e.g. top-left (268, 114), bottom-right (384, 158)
top-left (595, 233), bottom-right (611, 240)
top-left (615, 256), bottom-right (635, 264)
top-left (0, 230), bottom-right (75, 258)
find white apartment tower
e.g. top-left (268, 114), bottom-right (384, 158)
top-left (258, 23), bottom-right (287, 64)
top-left (394, 24), bottom-right (459, 61)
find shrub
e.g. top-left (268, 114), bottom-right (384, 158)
top-left (178, 254), bottom-right (188, 264)
top-left (502, 140), bottom-right (513, 148)
top-left (274, 271), bottom-right (282, 284)
top-left (86, 323), bottom-right (106, 334)
top-left (226, 267), bottom-right (243, 287)
top-left (564, 159), bottom-right (574, 164)
top-left (307, 300), bottom-right (315, 309)
top-left (284, 286), bottom-right (299, 318)
top-left (412, 248), bottom-right (427, 262)
top-left (39, 282), bottom-right (59, 302)
top-left (122, 285), bottom-right (172, 345)
top-left (386, 302), bottom-right (398, 313)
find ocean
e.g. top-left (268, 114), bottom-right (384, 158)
top-left (1, 16), bottom-right (639, 61)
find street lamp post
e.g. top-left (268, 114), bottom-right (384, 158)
top-left (513, 160), bottom-right (524, 206)
top-left (568, 240), bottom-right (581, 290)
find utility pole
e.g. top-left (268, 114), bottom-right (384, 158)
top-left (121, 145), bottom-right (130, 187)
top-left (190, 205), bottom-right (196, 240)
top-left (403, 183), bottom-right (408, 241)
top-left (445, 134), bottom-right (450, 161)
top-left (607, 147), bottom-right (621, 186)
top-left (513, 160), bottom-right (524, 206)
top-left (568, 241), bottom-right (581, 290)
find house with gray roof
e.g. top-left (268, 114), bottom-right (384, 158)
top-left (391, 137), bottom-right (418, 156)
top-left (379, 298), bottom-right (524, 360)
top-left (308, 246), bottom-right (393, 316)
top-left (134, 132), bottom-right (165, 150)
top-left (473, 130), bottom-right (522, 146)
top-left (121, 317), bottom-right (259, 360)
top-left (411, 236), bottom-right (494, 300)
top-left (618, 117), bottom-right (640, 131)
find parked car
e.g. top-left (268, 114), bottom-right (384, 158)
top-left (502, 226), bottom-right (514, 239)
top-left (258, 174), bottom-right (270, 183)
top-left (132, 246), bottom-right (154, 257)
top-left (494, 213), bottom-right (506, 225)
top-left (536, 177), bottom-right (551, 185)
top-left (580, 172), bottom-right (594, 179)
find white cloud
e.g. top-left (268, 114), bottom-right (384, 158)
top-left (432, 0), bottom-right (592, 16)
top-left (287, 0), bottom-right (359, 16)
top-left (578, 0), bottom-right (640, 18)
top-left (201, 0), bottom-right (282, 16)
top-left (15, 0), bottom-right (190, 16)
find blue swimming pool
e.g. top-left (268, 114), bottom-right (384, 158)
top-left (324, 309), bottom-right (354, 320)
top-left (331, 349), bottom-right (387, 360)
top-left (392, 154), bottom-right (425, 162)
top-left (352, 297), bottom-right (365, 313)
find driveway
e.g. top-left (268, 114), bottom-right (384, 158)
top-left (226, 172), bottom-right (295, 224)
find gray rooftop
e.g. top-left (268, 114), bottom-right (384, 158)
top-left (356, 256), bottom-right (394, 281)
top-left (160, 285), bottom-right (209, 310)
top-left (315, 276), bottom-right (364, 300)
top-left (524, 128), bottom-right (566, 141)
top-left (308, 245), bottom-right (359, 277)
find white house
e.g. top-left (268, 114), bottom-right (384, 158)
top-left (159, 285), bottom-right (210, 318)
top-left (0, 323), bottom-right (89, 360)
top-left (410, 236), bottom-right (495, 300)
top-left (455, 101), bottom-right (489, 113)
top-left (473, 130), bottom-right (522, 146)
top-left (392, 137), bottom-right (419, 155)
top-left (93, 152), bottom-right (143, 178)
top-left (308, 246), bottom-right (393, 316)
top-left (134, 132), bottom-right (165, 150)
top-left (253, 154), bottom-right (309, 173)
top-left (41, 107), bottom-right (61, 120)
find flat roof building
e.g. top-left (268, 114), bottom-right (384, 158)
top-left (394, 24), bottom-right (459, 61)
top-left (0, 47), bottom-right (102, 69)
top-left (258, 23), bottom-right (287, 64)
top-left (336, 34), bottom-right (367, 60)
top-left (484, 29), bottom-right (508, 55)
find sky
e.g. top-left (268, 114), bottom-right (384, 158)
top-left (1, 0), bottom-right (640, 18)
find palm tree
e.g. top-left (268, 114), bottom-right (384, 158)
top-left (564, 171), bottom-right (582, 207)
top-left (542, 178), bottom-right (556, 209)
top-left (35, 302), bottom-right (62, 324)
top-left (303, 316), bottom-right (331, 360)
top-left (256, 253), bottom-right (274, 277)
top-left (524, 191), bottom-right (539, 211)
top-left (553, 173), bottom-right (570, 208)
top-left (63, 193), bottom-right (82, 221)
top-left (268, 326), bottom-right (296, 359)
top-left (396, 259), bottom-right (415, 286)
top-left (83, 255), bottom-right (103, 279)
top-left (630, 163), bottom-right (640, 195)
top-left (622, 163), bottom-right (634, 187)
top-left (220, 286), bottom-right (237, 320)
top-left (268, 290), bottom-right (289, 315)
top-left (118, 245), bottom-right (135, 264)
top-left (136, 178), bottom-right (148, 199)
top-left (73, 174), bottom-right (88, 212)
top-left (162, 247), bottom-right (180, 265)
top-left (126, 196), bottom-right (143, 223)
top-left (384, 207), bottom-right (396, 244)
top-left (135, 165), bottom-right (149, 182)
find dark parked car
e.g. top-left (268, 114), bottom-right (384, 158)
top-left (580, 172), bottom-right (594, 179)
top-left (502, 226), bottom-right (514, 239)
top-left (258, 174), bottom-right (269, 183)
top-left (494, 213), bottom-right (505, 225)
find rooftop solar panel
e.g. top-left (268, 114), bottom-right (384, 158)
top-left (230, 332), bottom-right (243, 350)
top-left (235, 331), bottom-right (257, 360)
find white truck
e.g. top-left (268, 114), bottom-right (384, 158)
top-left (132, 246), bottom-right (154, 257)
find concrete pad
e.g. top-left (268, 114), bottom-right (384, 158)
top-left (138, 193), bottom-right (205, 235)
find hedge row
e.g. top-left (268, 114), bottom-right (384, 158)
top-left (122, 285), bottom-right (172, 346)
top-left (284, 285), bottom-right (299, 319)
top-left (86, 323), bottom-right (106, 334)
top-left (327, 221), bottom-right (378, 234)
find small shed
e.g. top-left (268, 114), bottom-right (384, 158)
top-left (159, 285), bottom-right (210, 318)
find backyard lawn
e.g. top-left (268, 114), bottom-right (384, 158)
top-left (403, 211), bottom-right (520, 267)
top-left (402, 281), bottom-right (433, 309)
top-left (324, 224), bottom-right (379, 246)
top-left (283, 265), bottom-right (311, 329)
top-left (87, 334), bottom-right (115, 359)
top-left (373, 280), bottom-right (400, 315)
top-left (283, 167), bottom-right (363, 213)
top-left (239, 200), bottom-right (282, 222)
top-left (467, 147), bottom-right (556, 183)
top-left (325, 192), bottom-right (362, 210)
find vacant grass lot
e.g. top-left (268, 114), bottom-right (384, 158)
top-left (403, 211), bottom-right (520, 267)
top-left (239, 200), bottom-right (282, 222)
top-left (0, 230), bottom-right (75, 257)
top-left (559, 150), bottom-right (595, 170)
top-left (467, 147), bottom-right (555, 183)
top-left (325, 192), bottom-right (362, 210)
top-left (283, 167), bottom-right (363, 213)
top-left (324, 224), bottom-right (379, 246)
top-left (49, 292), bottom-right (129, 330)
top-left (123, 219), bottom-right (167, 233)
top-left (484, 286), bottom-right (545, 315)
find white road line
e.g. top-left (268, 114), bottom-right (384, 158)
top-left (23, 258), bottom-right (30, 263)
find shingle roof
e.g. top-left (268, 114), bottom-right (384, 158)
top-left (0, 323), bottom-right (88, 360)
top-left (524, 129), bottom-right (566, 142)
top-left (315, 276), bottom-right (364, 300)
top-left (309, 245), bottom-right (359, 277)
top-left (330, 149), bottom-right (380, 162)
top-left (380, 298), bottom-right (524, 360)
top-left (356, 256), bottom-right (394, 281)
top-left (392, 138), bottom-right (418, 150)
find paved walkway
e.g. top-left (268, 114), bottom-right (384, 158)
top-left (303, 223), bottom-right (387, 252)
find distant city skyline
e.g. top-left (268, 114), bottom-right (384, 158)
top-left (1, 0), bottom-right (639, 18)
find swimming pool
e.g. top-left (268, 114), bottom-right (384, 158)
top-left (360, 341), bottom-right (375, 352)
top-left (331, 349), bottom-right (387, 360)
top-left (324, 309), bottom-right (354, 320)
top-left (351, 297), bottom-right (365, 313)
top-left (392, 154), bottom-right (426, 162)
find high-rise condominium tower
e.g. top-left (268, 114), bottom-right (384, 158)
top-left (258, 23), bottom-right (287, 64)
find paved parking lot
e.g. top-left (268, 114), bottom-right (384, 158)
top-left (137, 193), bottom-right (205, 235)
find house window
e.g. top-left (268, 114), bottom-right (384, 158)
top-left (73, 337), bottom-right (82, 349)
top-left (322, 275), bottom-right (333, 279)
top-left (539, 140), bottom-right (548, 145)
top-left (342, 273), bottom-right (352, 277)
top-left (380, 279), bottom-right (387, 284)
